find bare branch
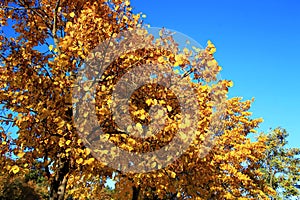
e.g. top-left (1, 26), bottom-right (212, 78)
top-left (0, 116), bottom-right (14, 122)
top-left (0, 6), bottom-right (39, 10)
top-left (52, 0), bottom-right (61, 55)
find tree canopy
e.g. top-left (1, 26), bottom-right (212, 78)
top-left (259, 128), bottom-right (300, 199)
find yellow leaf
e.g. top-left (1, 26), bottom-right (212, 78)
top-left (65, 140), bottom-right (71, 145)
top-left (57, 120), bottom-right (65, 128)
top-left (142, 14), bottom-right (147, 18)
top-left (170, 171), bottom-right (176, 178)
top-left (83, 112), bottom-right (88, 118)
top-left (157, 109), bottom-right (164, 117)
top-left (207, 60), bottom-right (215, 67)
top-left (183, 47), bottom-right (189, 54)
top-left (207, 40), bottom-right (214, 48)
top-left (10, 165), bottom-right (20, 174)
top-left (159, 29), bottom-right (163, 37)
top-left (84, 158), bottom-right (95, 165)
top-left (66, 21), bottom-right (72, 29)
top-left (151, 162), bottom-right (156, 168)
top-left (140, 114), bottom-right (146, 120)
top-left (69, 12), bottom-right (75, 18)
top-left (59, 138), bottom-right (65, 147)
top-left (83, 86), bottom-right (90, 92)
top-left (128, 138), bottom-right (136, 145)
top-left (67, 123), bottom-right (72, 131)
top-left (158, 56), bottom-right (164, 63)
top-left (49, 45), bottom-right (53, 51)
top-left (167, 105), bottom-right (172, 112)
top-left (107, 99), bottom-right (113, 106)
top-left (124, 0), bottom-right (130, 6)
top-left (175, 54), bottom-right (185, 66)
top-left (136, 122), bottom-right (143, 130)
top-left (76, 158), bottom-right (83, 164)
top-left (17, 152), bottom-right (25, 158)
top-left (85, 148), bottom-right (91, 156)
top-left (127, 125), bottom-right (133, 132)
top-left (145, 99), bottom-right (152, 106)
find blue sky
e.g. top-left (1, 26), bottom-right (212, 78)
top-left (131, 0), bottom-right (300, 148)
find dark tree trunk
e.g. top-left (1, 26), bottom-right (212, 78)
top-left (132, 186), bottom-right (140, 200)
top-left (49, 157), bottom-right (70, 200)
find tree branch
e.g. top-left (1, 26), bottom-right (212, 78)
top-left (52, 0), bottom-right (61, 55)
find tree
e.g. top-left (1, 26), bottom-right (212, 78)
top-left (259, 128), bottom-right (300, 199)
top-left (0, 0), bottom-right (275, 199)
top-left (0, 165), bottom-right (48, 200)
top-left (0, 0), bottom-right (138, 199)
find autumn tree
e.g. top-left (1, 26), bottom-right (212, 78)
top-left (0, 0), bottom-right (276, 199)
top-left (259, 128), bottom-right (300, 199)
top-left (0, 0), bottom-right (141, 199)
top-left (0, 160), bottom-right (48, 200)
top-left (0, 158), bottom-right (49, 200)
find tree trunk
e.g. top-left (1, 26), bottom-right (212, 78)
top-left (132, 186), bottom-right (140, 200)
top-left (49, 157), bottom-right (70, 200)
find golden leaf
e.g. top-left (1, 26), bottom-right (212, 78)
top-left (76, 158), bottom-right (83, 164)
top-left (158, 56), bottom-right (164, 63)
top-left (59, 138), bottom-right (65, 147)
top-left (69, 12), bottom-right (75, 18)
top-left (17, 152), bottom-right (25, 158)
top-left (84, 158), bottom-right (95, 165)
top-left (10, 165), bottom-right (20, 174)
top-left (66, 123), bottom-right (72, 131)
top-left (83, 112), bottom-right (89, 118)
top-left (85, 148), bottom-right (91, 156)
top-left (125, 0), bottom-right (130, 6)
top-left (170, 171), bottom-right (176, 178)
top-left (57, 120), bottom-right (65, 128)
top-left (65, 140), bottom-right (71, 145)
top-left (151, 162), bottom-right (157, 168)
top-left (145, 99), bottom-right (152, 106)
top-left (136, 122), bottom-right (143, 131)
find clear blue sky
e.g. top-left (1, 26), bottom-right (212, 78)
top-left (131, 0), bottom-right (300, 148)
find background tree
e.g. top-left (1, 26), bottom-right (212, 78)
top-left (0, 164), bottom-right (48, 200)
top-left (259, 127), bottom-right (300, 199)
